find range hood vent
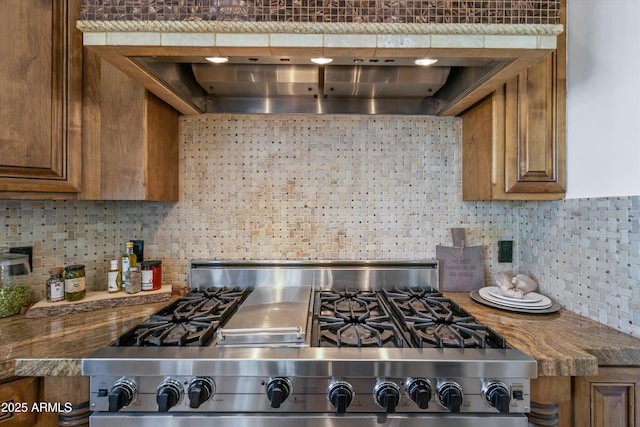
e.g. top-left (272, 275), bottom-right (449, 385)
top-left (135, 56), bottom-right (506, 115)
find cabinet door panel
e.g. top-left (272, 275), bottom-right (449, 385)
top-left (0, 0), bottom-right (56, 174)
top-left (0, 377), bottom-right (38, 426)
top-left (574, 367), bottom-right (640, 427)
top-left (0, 0), bottom-right (82, 194)
top-left (591, 384), bottom-right (633, 427)
top-left (504, 51), bottom-right (565, 193)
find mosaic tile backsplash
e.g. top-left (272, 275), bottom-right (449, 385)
top-left (519, 197), bottom-right (640, 338)
top-left (79, 0), bottom-right (561, 24)
top-left (0, 114), bottom-right (638, 339)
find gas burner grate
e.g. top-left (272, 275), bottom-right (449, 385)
top-left (114, 287), bottom-right (249, 347)
top-left (382, 288), bottom-right (508, 349)
top-left (317, 288), bottom-right (405, 348)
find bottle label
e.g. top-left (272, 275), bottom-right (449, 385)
top-left (122, 258), bottom-right (130, 285)
top-left (141, 270), bottom-right (153, 291)
top-left (49, 280), bottom-right (65, 302)
top-left (108, 271), bottom-right (120, 292)
top-left (65, 277), bottom-right (86, 293)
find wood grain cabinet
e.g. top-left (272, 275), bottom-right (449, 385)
top-left (0, 0), bottom-right (83, 198)
top-left (573, 367), bottom-right (640, 427)
top-left (461, 1), bottom-right (566, 201)
top-left (0, 377), bottom-right (38, 426)
top-left (80, 53), bottom-right (179, 201)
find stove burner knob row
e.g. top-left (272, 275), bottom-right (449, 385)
top-left (266, 377), bottom-right (292, 409)
top-left (327, 380), bottom-right (354, 414)
top-left (373, 380), bottom-right (400, 414)
top-left (157, 378), bottom-right (184, 413)
top-left (482, 380), bottom-right (511, 413)
top-left (405, 378), bottom-right (432, 409)
top-left (436, 379), bottom-right (463, 413)
top-left (188, 377), bottom-right (215, 409)
top-left (108, 377), bottom-right (138, 412)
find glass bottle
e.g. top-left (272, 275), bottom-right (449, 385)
top-left (46, 267), bottom-right (65, 302)
top-left (64, 264), bottom-right (86, 301)
top-left (107, 259), bottom-right (121, 293)
top-left (120, 242), bottom-right (137, 290)
top-left (124, 267), bottom-right (141, 294)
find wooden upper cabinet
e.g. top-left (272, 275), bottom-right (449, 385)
top-left (80, 53), bottom-right (179, 201)
top-left (0, 0), bottom-right (82, 197)
top-left (462, 0), bottom-right (566, 201)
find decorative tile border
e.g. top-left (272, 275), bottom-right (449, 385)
top-left (79, 0), bottom-right (560, 25)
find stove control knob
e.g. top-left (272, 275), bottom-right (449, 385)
top-left (436, 379), bottom-right (463, 413)
top-left (188, 377), bottom-right (215, 409)
top-left (406, 378), bottom-right (432, 409)
top-left (482, 380), bottom-right (511, 414)
top-left (327, 380), bottom-right (354, 414)
top-left (156, 378), bottom-right (184, 413)
top-left (373, 380), bottom-right (400, 414)
top-left (108, 377), bottom-right (137, 412)
top-left (266, 377), bottom-right (292, 409)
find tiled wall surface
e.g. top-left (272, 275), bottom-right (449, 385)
top-left (3, 114), bottom-right (518, 295)
top-left (519, 196), bottom-right (640, 337)
top-left (1, 114), bottom-right (638, 339)
top-left (119, 114), bottom-right (518, 288)
top-left (79, 0), bottom-right (561, 24)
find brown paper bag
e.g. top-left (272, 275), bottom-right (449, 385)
top-left (436, 228), bottom-right (485, 292)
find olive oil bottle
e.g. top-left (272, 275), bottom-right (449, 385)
top-left (120, 242), bottom-right (137, 290)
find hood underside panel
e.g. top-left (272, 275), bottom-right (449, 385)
top-left (135, 56), bottom-right (508, 115)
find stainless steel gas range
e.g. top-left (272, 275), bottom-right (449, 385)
top-left (82, 261), bottom-right (537, 427)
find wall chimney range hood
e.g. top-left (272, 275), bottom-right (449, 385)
top-left (77, 21), bottom-right (563, 115)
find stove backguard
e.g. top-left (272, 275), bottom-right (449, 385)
top-left (189, 260), bottom-right (439, 293)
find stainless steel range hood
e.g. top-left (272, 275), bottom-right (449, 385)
top-left (132, 55), bottom-right (507, 115)
top-left (78, 21), bottom-right (563, 115)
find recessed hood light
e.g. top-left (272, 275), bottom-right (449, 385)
top-left (310, 57), bottom-right (333, 65)
top-left (414, 58), bottom-right (438, 66)
top-left (205, 56), bottom-right (229, 64)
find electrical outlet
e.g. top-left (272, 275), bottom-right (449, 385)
top-left (498, 240), bottom-right (513, 263)
top-left (9, 246), bottom-right (33, 270)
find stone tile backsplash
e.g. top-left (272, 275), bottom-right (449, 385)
top-left (519, 196), bottom-right (640, 338)
top-left (0, 114), bottom-right (638, 338)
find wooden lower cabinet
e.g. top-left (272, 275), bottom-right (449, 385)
top-left (0, 377), bottom-right (38, 426)
top-left (35, 376), bottom-right (90, 427)
top-left (573, 367), bottom-right (640, 427)
top-left (529, 376), bottom-right (572, 427)
top-left (0, 376), bottom-right (89, 427)
top-left (529, 368), bottom-right (640, 427)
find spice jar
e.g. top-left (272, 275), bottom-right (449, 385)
top-left (46, 267), bottom-right (65, 302)
top-left (64, 264), bottom-right (86, 301)
top-left (141, 260), bottom-right (162, 291)
top-left (124, 267), bottom-right (141, 294)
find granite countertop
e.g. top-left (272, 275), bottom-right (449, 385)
top-left (1, 292), bottom-right (639, 380)
top-left (0, 299), bottom-right (173, 380)
top-left (445, 292), bottom-right (640, 376)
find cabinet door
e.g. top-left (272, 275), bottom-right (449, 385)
top-left (0, 0), bottom-right (82, 195)
top-left (503, 49), bottom-right (565, 194)
top-left (573, 367), bottom-right (640, 427)
top-left (0, 377), bottom-right (38, 426)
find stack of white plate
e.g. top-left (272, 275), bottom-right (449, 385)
top-left (478, 286), bottom-right (553, 310)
